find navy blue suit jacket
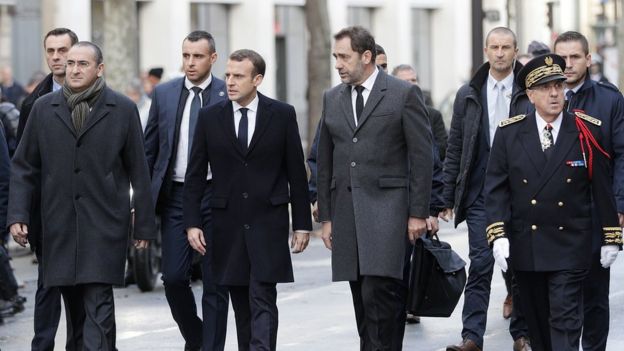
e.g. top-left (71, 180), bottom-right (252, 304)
top-left (144, 75), bottom-right (227, 210)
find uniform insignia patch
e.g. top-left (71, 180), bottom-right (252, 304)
top-left (566, 160), bottom-right (586, 167)
top-left (574, 111), bottom-right (602, 126)
top-left (499, 114), bottom-right (526, 128)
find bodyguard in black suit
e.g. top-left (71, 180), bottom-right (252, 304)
top-left (485, 54), bottom-right (621, 351)
top-left (143, 31), bottom-right (228, 351)
top-left (16, 27), bottom-right (79, 351)
top-left (184, 49), bottom-right (312, 351)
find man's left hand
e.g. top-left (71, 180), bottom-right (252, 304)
top-left (407, 217), bottom-right (427, 244)
top-left (134, 240), bottom-right (149, 249)
top-left (291, 231), bottom-right (310, 254)
top-left (426, 216), bottom-right (439, 234)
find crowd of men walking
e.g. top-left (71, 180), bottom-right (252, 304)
top-left (0, 21), bottom-right (622, 351)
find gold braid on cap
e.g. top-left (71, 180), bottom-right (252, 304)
top-left (525, 64), bottom-right (564, 89)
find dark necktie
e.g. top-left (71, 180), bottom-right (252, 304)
top-left (238, 108), bottom-right (249, 152)
top-left (542, 123), bottom-right (554, 158)
top-left (355, 85), bottom-right (365, 122)
top-left (188, 86), bottom-right (202, 154)
top-left (565, 90), bottom-right (574, 110)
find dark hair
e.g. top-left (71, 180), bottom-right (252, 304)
top-left (185, 30), bottom-right (216, 53)
top-left (44, 28), bottom-right (78, 48)
top-left (74, 41), bottom-right (104, 65)
top-left (485, 27), bottom-right (517, 48)
top-left (334, 26), bottom-right (377, 61)
top-left (375, 44), bottom-right (385, 56)
top-left (391, 64), bottom-right (415, 76)
top-left (554, 31), bottom-right (589, 55)
top-left (229, 49), bottom-right (266, 77)
top-left (148, 67), bottom-right (163, 79)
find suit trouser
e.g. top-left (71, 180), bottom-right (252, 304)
top-left (507, 266), bottom-right (530, 341)
top-left (31, 250), bottom-right (63, 351)
top-left (460, 195), bottom-right (494, 349)
top-left (581, 251), bottom-right (610, 351)
top-left (228, 279), bottom-right (278, 351)
top-left (515, 269), bottom-right (587, 351)
top-left (59, 283), bottom-right (115, 351)
top-left (350, 275), bottom-right (405, 351)
top-left (161, 182), bottom-right (229, 350)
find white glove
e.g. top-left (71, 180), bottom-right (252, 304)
top-left (600, 245), bottom-right (619, 268)
top-left (492, 238), bottom-right (510, 273)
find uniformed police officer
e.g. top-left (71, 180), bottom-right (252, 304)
top-left (485, 54), bottom-right (622, 351)
top-left (553, 31), bottom-right (624, 351)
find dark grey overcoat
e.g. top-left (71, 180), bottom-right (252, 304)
top-left (8, 87), bottom-right (157, 287)
top-left (317, 70), bottom-right (433, 281)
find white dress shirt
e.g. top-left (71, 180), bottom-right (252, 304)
top-left (52, 78), bottom-right (62, 92)
top-left (535, 110), bottom-right (563, 145)
top-left (351, 67), bottom-right (379, 126)
top-left (487, 72), bottom-right (514, 141)
top-left (173, 75), bottom-right (212, 182)
top-left (233, 94), bottom-right (259, 146)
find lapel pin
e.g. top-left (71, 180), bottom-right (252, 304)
top-left (219, 91), bottom-right (225, 97)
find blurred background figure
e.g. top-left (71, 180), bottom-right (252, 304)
top-left (125, 78), bottom-right (152, 131)
top-left (375, 44), bottom-right (388, 72)
top-left (0, 67), bottom-right (26, 110)
top-left (144, 67), bottom-right (164, 97)
top-left (0, 92), bottom-right (20, 157)
top-left (590, 53), bottom-right (610, 83)
top-left (23, 71), bottom-right (47, 96)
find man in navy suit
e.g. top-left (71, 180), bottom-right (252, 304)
top-left (184, 49), bottom-right (312, 351)
top-left (144, 30), bottom-right (228, 351)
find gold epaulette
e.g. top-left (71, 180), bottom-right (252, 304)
top-left (603, 227), bottom-right (623, 246)
top-left (486, 222), bottom-right (506, 245)
top-left (499, 114), bottom-right (526, 128)
top-left (575, 111), bottom-right (602, 126)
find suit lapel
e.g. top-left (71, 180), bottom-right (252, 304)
top-left (340, 84), bottom-right (356, 132)
top-left (217, 101), bottom-right (243, 155)
top-left (78, 87), bottom-right (114, 139)
top-left (247, 93), bottom-right (273, 156)
top-left (166, 78), bottom-right (184, 147)
top-left (519, 113), bottom-right (546, 175)
top-left (51, 92), bottom-right (77, 138)
top-left (354, 71), bottom-right (386, 134)
top-left (533, 112), bottom-right (578, 195)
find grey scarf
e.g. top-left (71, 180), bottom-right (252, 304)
top-left (62, 77), bottom-right (105, 133)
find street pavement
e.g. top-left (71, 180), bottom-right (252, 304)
top-left (3, 221), bottom-right (624, 350)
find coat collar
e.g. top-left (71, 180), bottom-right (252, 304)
top-left (50, 86), bottom-right (117, 139)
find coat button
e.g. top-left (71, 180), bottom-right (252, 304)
top-left (350, 161), bottom-right (356, 167)
top-left (75, 195), bottom-right (81, 200)
top-left (74, 168), bottom-right (81, 174)
top-left (559, 226), bottom-right (564, 231)
top-left (347, 186), bottom-right (352, 192)
top-left (244, 224), bottom-right (250, 230)
top-left (531, 225), bottom-right (537, 230)
top-left (522, 179), bottom-right (528, 184)
top-left (531, 199), bottom-right (537, 205)
top-left (76, 142), bottom-right (82, 147)
top-left (566, 178), bottom-right (572, 183)
top-left (242, 192), bottom-right (248, 199)
top-left (558, 201), bottom-right (564, 207)
top-left (352, 137), bottom-right (358, 143)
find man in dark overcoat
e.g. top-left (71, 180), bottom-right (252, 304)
top-left (184, 49), bottom-right (311, 351)
top-left (485, 53), bottom-right (621, 351)
top-left (8, 41), bottom-right (156, 350)
top-left (317, 26), bottom-right (433, 349)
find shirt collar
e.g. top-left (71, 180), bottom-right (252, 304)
top-left (535, 110), bottom-right (563, 131)
top-left (232, 93), bottom-right (259, 114)
top-left (565, 80), bottom-right (584, 95)
top-left (487, 71), bottom-right (514, 90)
top-left (184, 74), bottom-right (212, 92)
top-left (352, 66), bottom-right (379, 92)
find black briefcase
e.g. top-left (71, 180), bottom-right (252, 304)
top-left (407, 233), bottom-right (467, 317)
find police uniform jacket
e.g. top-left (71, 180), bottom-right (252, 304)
top-left (485, 111), bottom-right (621, 271)
top-left (566, 78), bottom-right (624, 214)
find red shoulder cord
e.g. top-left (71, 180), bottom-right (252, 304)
top-left (573, 112), bottom-right (610, 180)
